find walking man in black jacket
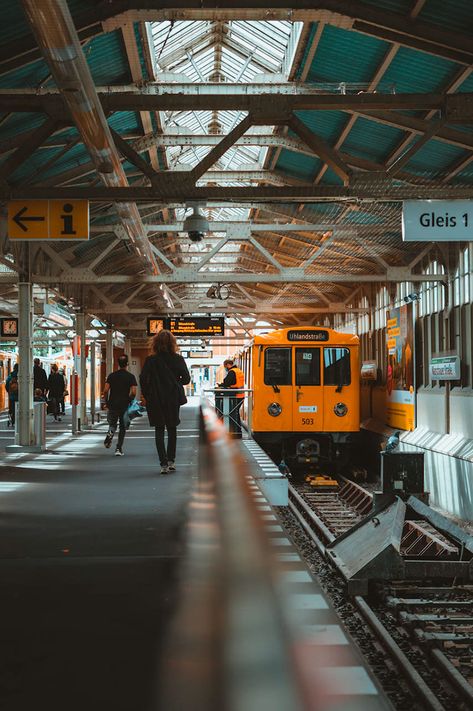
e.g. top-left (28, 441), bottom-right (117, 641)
top-left (102, 355), bottom-right (137, 456)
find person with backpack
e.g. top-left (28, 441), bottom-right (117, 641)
top-left (102, 354), bottom-right (137, 456)
top-left (139, 330), bottom-right (190, 474)
top-left (5, 363), bottom-right (19, 427)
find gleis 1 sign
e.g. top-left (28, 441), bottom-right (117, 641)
top-left (402, 200), bottom-right (473, 241)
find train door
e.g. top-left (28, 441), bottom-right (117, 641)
top-left (322, 347), bottom-right (353, 431)
top-left (292, 347), bottom-right (323, 432)
top-left (258, 347), bottom-right (293, 432)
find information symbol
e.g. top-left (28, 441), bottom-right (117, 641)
top-left (60, 203), bottom-right (76, 235)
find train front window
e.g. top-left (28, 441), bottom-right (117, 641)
top-left (264, 348), bottom-right (291, 386)
top-left (295, 348), bottom-right (321, 386)
top-left (324, 348), bottom-right (351, 386)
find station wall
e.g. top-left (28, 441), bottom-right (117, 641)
top-left (335, 243), bottom-right (473, 520)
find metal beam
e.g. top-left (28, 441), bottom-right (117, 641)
top-left (22, 269), bottom-right (445, 285)
top-left (98, 3), bottom-right (473, 66)
top-left (288, 113), bottom-right (351, 184)
top-left (91, 222), bottom-right (355, 234)
top-left (1, 88), bottom-right (469, 115)
top-left (110, 128), bottom-right (160, 184)
top-left (190, 114), bottom-right (252, 180)
top-left (0, 118), bottom-right (59, 182)
top-left (4, 182), bottom-right (473, 201)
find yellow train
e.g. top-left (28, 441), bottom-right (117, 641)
top-left (238, 327), bottom-right (360, 470)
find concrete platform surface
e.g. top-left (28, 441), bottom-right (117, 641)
top-left (0, 403), bottom-right (198, 711)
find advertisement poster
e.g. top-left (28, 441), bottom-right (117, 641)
top-left (386, 303), bottom-right (415, 430)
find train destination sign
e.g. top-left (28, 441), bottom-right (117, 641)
top-left (147, 317), bottom-right (225, 337)
top-left (287, 330), bottom-right (329, 342)
top-left (402, 200), bottom-right (473, 242)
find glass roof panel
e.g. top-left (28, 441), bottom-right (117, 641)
top-left (149, 18), bottom-right (302, 266)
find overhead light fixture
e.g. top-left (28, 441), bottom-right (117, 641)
top-left (183, 204), bottom-right (209, 243)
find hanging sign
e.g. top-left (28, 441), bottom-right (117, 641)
top-left (402, 200), bottom-right (473, 241)
top-left (147, 316), bottom-right (225, 337)
top-left (8, 200), bottom-right (89, 240)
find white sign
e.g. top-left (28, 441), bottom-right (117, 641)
top-left (402, 200), bottom-right (473, 241)
top-left (43, 303), bottom-right (74, 327)
top-left (430, 355), bottom-right (460, 380)
top-left (299, 406), bottom-right (317, 412)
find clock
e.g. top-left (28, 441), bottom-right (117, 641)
top-left (0, 318), bottom-right (18, 337)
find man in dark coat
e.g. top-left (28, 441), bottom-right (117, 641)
top-left (33, 358), bottom-right (48, 395)
top-left (47, 364), bottom-right (65, 422)
top-left (140, 330), bottom-right (190, 474)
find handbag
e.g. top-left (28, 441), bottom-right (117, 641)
top-left (177, 382), bottom-right (187, 406)
top-left (154, 355), bottom-right (188, 406)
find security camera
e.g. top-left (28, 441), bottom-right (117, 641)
top-left (183, 206), bottom-right (209, 242)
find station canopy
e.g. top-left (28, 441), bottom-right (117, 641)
top-left (1, 1), bottom-right (473, 341)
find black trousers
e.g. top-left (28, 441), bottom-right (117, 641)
top-left (154, 426), bottom-right (177, 465)
top-left (8, 399), bottom-right (16, 425)
top-left (228, 397), bottom-right (243, 435)
top-left (107, 408), bottom-right (126, 448)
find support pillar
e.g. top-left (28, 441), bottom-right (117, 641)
top-left (90, 341), bottom-right (96, 424)
top-left (106, 327), bottom-right (114, 377)
top-left (124, 337), bottom-right (132, 362)
top-left (77, 313), bottom-right (87, 428)
top-left (17, 282), bottom-right (34, 446)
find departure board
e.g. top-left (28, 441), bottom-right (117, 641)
top-left (168, 317), bottom-right (225, 337)
top-left (147, 316), bottom-right (225, 337)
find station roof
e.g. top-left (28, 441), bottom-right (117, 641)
top-left (1, 1), bottom-right (473, 341)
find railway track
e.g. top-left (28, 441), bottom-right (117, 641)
top-left (285, 479), bottom-right (473, 710)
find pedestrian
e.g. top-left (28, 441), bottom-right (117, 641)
top-left (47, 363), bottom-right (64, 422)
top-left (34, 388), bottom-right (47, 403)
top-left (5, 363), bottom-right (19, 427)
top-left (219, 358), bottom-right (245, 437)
top-left (102, 354), bottom-right (137, 456)
top-left (33, 357), bottom-right (48, 396)
top-left (59, 367), bottom-right (67, 414)
top-left (140, 329), bottom-right (190, 474)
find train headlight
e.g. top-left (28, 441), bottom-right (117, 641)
top-left (268, 402), bottom-right (282, 417)
top-left (334, 402), bottom-right (348, 417)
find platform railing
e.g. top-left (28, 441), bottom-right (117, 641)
top-left (157, 399), bottom-right (305, 711)
top-left (203, 387), bottom-right (253, 437)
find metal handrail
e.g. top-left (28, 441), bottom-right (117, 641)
top-left (157, 400), bottom-right (305, 710)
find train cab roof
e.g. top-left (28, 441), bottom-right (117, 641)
top-left (250, 327), bottom-right (359, 347)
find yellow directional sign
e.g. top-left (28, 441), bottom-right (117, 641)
top-left (8, 200), bottom-right (89, 241)
top-left (8, 201), bottom-right (49, 239)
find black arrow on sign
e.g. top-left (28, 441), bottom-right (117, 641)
top-left (13, 206), bottom-right (46, 232)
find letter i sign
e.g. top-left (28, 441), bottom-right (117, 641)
top-left (49, 200), bottom-right (89, 240)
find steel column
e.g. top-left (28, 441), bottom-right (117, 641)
top-left (17, 282), bottom-right (33, 446)
top-left (76, 313), bottom-right (87, 428)
top-left (106, 328), bottom-right (114, 377)
top-left (90, 341), bottom-right (96, 425)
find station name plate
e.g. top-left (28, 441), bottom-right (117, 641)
top-left (402, 200), bottom-right (473, 242)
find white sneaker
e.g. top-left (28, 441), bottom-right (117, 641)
top-left (115, 447), bottom-right (124, 456)
top-left (160, 465), bottom-right (169, 474)
top-left (168, 461), bottom-right (176, 471)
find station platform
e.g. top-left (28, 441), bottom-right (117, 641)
top-left (0, 400), bottom-right (390, 710)
top-left (0, 403), bottom-right (199, 711)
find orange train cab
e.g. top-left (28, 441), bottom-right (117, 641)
top-left (238, 327), bottom-right (360, 469)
